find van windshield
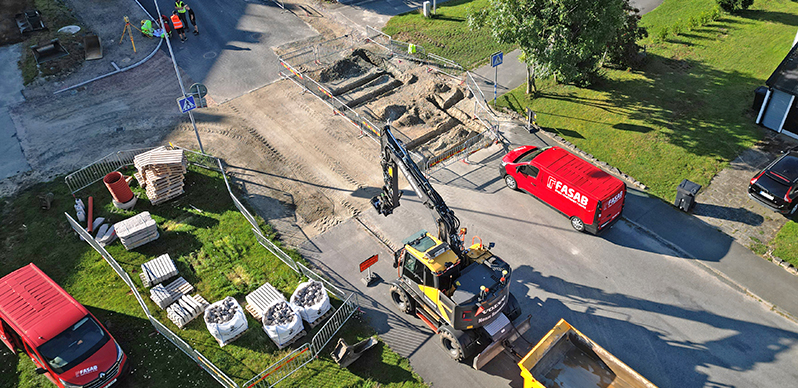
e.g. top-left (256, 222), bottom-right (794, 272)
top-left (515, 147), bottom-right (550, 163)
top-left (38, 315), bottom-right (109, 374)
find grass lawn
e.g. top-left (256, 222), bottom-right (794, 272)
top-left (0, 165), bottom-right (424, 388)
top-left (382, 0), bottom-right (514, 68)
top-left (382, 0), bottom-right (798, 263)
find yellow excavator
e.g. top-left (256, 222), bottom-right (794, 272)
top-left (372, 126), bottom-right (659, 387)
top-left (371, 125), bottom-right (522, 366)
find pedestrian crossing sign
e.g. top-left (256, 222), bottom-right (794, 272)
top-left (177, 95), bottom-right (196, 113)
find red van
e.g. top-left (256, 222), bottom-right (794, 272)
top-left (0, 264), bottom-right (128, 388)
top-left (500, 145), bottom-right (626, 234)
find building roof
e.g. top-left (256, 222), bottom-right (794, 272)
top-left (766, 43), bottom-right (798, 94)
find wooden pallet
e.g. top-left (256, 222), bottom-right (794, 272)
top-left (167, 294), bottom-right (209, 329)
top-left (270, 328), bottom-right (306, 350)
top-left (150, 277), bottom-right (194, 309)
top-left (134, 148), bottom-right (186, 170)
top-left (306, 306), bottom-right (334, 329)
top-left (140, 253), bottom-right (178, 288)
top-left (245, 283), bottom-right (286, 321)
top-left (150, 190), bottom-right (185, 206)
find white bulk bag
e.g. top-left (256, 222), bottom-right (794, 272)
top-left (204, 297), bottom-right (248, 346)
top-left (290, 280), bottom-right (332, 324)
top-left (262, 301), bottom-right (303, 348)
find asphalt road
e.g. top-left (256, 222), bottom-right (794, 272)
top-left (301, 141), bottom-right (798, 388)
top-left (140, 0), bottom-right (317, 103)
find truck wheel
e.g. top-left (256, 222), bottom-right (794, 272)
top-left (390, 284), bottom-right (415, 314)
top-left (438, 327), bottom-right (465, 361)
top-left (570, 216), bottom-right (585, 232)
top-left (504, 175), bottom-right (519, 191)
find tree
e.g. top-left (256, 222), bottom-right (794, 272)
top-left (604, 3), bottom-right (648, 69)
top-left (469, 0), bottom-right (631, 89)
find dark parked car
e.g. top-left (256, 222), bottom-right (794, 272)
top-left (748, 148), bottom-right (798, 215)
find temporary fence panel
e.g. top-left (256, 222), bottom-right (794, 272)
top-left (310, 293), bottom-right (359, 356)
top-left (243, 344), bottom-right (314, 388)
top-left (65, 147), bottom-right (157, 193)
top-left (423, 130), bottom-right (495, 175)
top-left (365, 26), bottom-right (391, 49)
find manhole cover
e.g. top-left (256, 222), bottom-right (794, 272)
top-left (203, 51), bottom-right (217, 59)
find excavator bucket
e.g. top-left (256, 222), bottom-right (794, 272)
top-left (331, 337), bottom-right (378, 368)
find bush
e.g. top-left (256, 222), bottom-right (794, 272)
top-left (716, 0), bottom-right (754, 13)
top-left (605, 2), bottom-right (648, 68)
top-left (655, 26), bottom-right (670, 42)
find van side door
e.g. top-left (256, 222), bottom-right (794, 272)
top-left (515, 164), bottom-right (541, 195)
top-left (0, 318), bottom-right (22, 353)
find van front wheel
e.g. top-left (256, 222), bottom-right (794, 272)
top-left (504, 175), bottom-right (518, 191)
top-left (570, 216), bottom-right (585, 232)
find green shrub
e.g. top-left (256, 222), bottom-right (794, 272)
top-left (717, 0), bottom-right (754, 13)
top-left (655, 26), bottom-right (670, 42)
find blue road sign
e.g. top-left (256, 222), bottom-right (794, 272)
top-left (177, 95), bottom-right (197, 113)
top-left (491, 52), bottom-right (503, 67)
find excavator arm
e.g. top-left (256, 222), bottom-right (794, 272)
top-left (370, 126), bottom-right (463, 254)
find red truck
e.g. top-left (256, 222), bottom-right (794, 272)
top-left (500, 146), bottom-right (626, 233)
top-left (0, 263), bottom-right (128, 388)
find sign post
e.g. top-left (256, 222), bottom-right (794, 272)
top-left (491, 51), bottom-right (503, 106)
top-left (359, 254), bottom-right (379, 286)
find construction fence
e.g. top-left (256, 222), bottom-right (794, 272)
top-left (65, 145), bottom-right (361, 388)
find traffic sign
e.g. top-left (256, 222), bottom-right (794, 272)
top-left (177, 95), bottom-right (196, 113)
top-left (189, 83), bottom-right (208, 98)
top-left (491, 51), bottom-right (503, 67)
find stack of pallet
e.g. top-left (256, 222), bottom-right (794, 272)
top-left (150, 277), bottom-right (194, 309)
top-left (114, 211), bottom-right (159, 250)
top-left (134, 147), bottom-right (187, 205)
top-left (167, 294), bottom-right (210, 329)
top-left (140, 253), bottom-right (178, 288)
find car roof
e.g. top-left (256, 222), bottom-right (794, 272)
top-left (0, 264), bottom-right (88, 347)
top-left (535, 147), bottom-right (625, 199)
top-left (768, 152), bottom-right (798, 183)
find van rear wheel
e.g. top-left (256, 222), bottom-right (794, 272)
top-left (504, 175), bottom-right (518, 191)
top-left (570, 216), bottom-right (585, 232)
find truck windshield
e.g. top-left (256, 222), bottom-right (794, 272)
top-left (38, 316), bottom-right (109, 374)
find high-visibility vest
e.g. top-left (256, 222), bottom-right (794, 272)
top-left (175, 0), bottom-right (186, 13)
top-left (171, 14), bottom-right (183, 29)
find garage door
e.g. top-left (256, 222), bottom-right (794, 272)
top-left (762, 89), bottom-right (794, 131)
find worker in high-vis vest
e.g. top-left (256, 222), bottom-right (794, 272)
top-left (141, 19), bottom-right (154, 37)
top-left (175, 0), bottom-right (188, 28)
top-left (171, 11), bottom-right (187, 42)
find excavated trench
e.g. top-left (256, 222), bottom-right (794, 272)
top-left (307, 48), bottom-right (487, 162)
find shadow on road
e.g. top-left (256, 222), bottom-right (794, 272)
top-left (510, 265), bottom-right (798, 388)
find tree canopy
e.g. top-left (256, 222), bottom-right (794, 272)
top-left (469, 0), bottom-right (635, 88)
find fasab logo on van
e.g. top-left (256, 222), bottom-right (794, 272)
top-left (75, 365), bottom-right (98, 377)
top-left (605, 191), bottom-right (623, 209)
top-left (547, 177), bottom-right (589, 209)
